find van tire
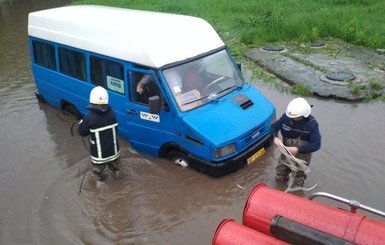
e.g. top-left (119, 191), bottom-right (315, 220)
top-left (64, 104), bottom-right (82, 120)
top-left (168, 151), bottom-right (189, 168)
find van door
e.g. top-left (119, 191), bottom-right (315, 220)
top-left (122, 67), bottom-right (178, 156)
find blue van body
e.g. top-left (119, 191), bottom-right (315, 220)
top-left (28, 5), bottom-right (275, 176)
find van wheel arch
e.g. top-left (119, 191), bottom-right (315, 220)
top-left (161, 144), bottom-right (190, 168)
top-left (61, 101), bottom-right (82, 120)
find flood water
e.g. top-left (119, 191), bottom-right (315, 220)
top-left (1, 1), bottom-right (385, 244)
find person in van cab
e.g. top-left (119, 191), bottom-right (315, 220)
top-left (135, 71), bottom-right (160, 104)
top-left (170, 65), bottom-right (208, 111)
top-left (78, 86), bottom-right (121, 181)
top-left (182, 65), bottom-right (207, 96)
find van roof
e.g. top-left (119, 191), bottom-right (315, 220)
top-left (28, 5), bottom-right (225, 68)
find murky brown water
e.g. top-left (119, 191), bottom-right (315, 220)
top-left (1, 0), bottom-right (385, 244)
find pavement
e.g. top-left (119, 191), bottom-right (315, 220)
top-left (245, 40), bottom-right (385, 101)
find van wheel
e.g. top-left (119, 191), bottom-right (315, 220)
top-left (64, 104), bottom-right (82, 120)
top-left (168, 151), bottom-right (189, 168)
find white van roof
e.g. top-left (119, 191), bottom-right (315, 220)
top-left (28, 5), bottom-right (225, 68)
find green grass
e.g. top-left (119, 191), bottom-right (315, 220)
top-left (291, 83), bottom-right (312, 96)
top-left (72, 0), bottom-right (385, 101)
top-left (72, 0), bottom-right (385, 58)
top-left (349, 82), bottom-right (366, 96)
top-left (369, 76), bottom-right (383, 91)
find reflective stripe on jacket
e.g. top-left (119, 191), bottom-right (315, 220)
top-left (90, 123), bottom-right (120, 164)
top-left (78, 104), bottom-right (120, 164)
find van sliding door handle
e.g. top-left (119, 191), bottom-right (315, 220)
top-left (127, 109), bottom-right (137, 114)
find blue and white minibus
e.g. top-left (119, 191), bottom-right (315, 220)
top-left (28, 5), bottom-right (276, 176)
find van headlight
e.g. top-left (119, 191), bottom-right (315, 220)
top-left (214, 144), bottom-right (236, 159)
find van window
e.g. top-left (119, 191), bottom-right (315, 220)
top-left (58, 47), bottom-right (86, 81)
top-left (90, 56), bottom-right (124, 94)
top-left (32, 40), bottom-right (56, 70)
top-left (131, 71), bottom-right (160, 105)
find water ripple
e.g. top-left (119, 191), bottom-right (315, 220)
top-left (37, 148), bottom-right (204, 244)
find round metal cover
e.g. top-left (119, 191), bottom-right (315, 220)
top-left (263, 45), bottom-right (284, 51)
top-left (310, 41), bottom-right (326, 47)
top-left (326, 71), bottom-right (356, 81)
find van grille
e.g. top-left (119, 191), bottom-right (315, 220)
top-left (244, 125), bottom-right (265, 144)
top-left (231, 94), bottom-right (254, 110)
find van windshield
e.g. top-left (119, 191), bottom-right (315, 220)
top-left (163, 49), bottom-right (244, 112)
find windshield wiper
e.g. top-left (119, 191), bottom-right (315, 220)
top-left (208, 85), bottom-right (242, 99)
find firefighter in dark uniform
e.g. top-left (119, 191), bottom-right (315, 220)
top-left (270, 97), bottom-right (321, 187)
top-left (78, 86), bottom-right (120, 181)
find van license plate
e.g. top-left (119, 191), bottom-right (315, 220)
top-left (247, 147), bottom-right (265, 164)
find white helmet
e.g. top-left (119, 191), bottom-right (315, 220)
top-left (89, 86), bottom-right (109, 105)
top-left (286, 97), bottom-right (311, 118)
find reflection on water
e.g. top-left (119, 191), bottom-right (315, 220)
top-left (0, 0), bottom-right (70, 118)
top-left (1, 0), bottom-right (385, 244)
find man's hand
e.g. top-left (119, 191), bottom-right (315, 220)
top-left (274, 137), bottom-right (298, 155)
top-left (273, 137), bottom-right (282, 146)
top-left (136, 84), bottom-right (144, 94)
top-left (286, 146), bottom-right (299, 155)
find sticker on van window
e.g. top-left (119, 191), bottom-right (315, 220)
top-left (173, 86), bottom-right (182, 94)
top-left (107, 76), bottom-right (124, 94)
top-left (140, 112), bottom-right (160, 123)
top-left (179, 89), bottom-right (200, 104)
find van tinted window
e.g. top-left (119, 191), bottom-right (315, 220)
top-left (58, 47), bottom-right (86, 81)
top-left (90, 56), bottom-right (124, 94)
top-left (32, 40), bottom-right (56, 70)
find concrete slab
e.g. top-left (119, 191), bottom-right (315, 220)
top-left (245, 41), bottom-right (385, 101)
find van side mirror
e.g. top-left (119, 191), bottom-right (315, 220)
top-left (149, 95), bottom-right (161, 114)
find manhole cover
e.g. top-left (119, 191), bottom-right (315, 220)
top-left (310, 41), bottom-right (326, 47)
top-left (326, 72), bottom-right (356, 81)
top-left (263, 45), bottom-right (284, 51)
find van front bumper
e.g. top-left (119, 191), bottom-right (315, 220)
top-left (188, 133), bottom-right (271, 177)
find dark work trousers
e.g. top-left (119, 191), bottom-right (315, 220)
top-left (91, 157), bottom-right (121, 180)
top-left (275, 138), bottom-right (312, 186)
